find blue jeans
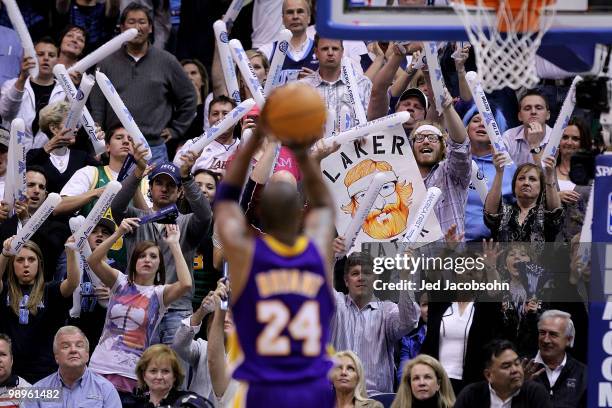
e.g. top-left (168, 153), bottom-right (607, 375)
top-left (149, 143), bottom-right (169, 165)
top-left (157, 308), bottom-right (193, 345)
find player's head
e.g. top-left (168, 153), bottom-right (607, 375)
top-left (396, 88), bottom-right (428, 130)
top-left (259, 180), bottom-right (302, 236)
top-left (128, 241), bottom-right (165, 285)
top-left (282, 0), bottom-right (311, 36)
top-left (314, 36), bottom-right (343, 71)
top-left (342, 159), bottom-right (413, 239)
top-left (410, 121), bottom-right (447, 168)
top-left (518, 89), bottom-right (550, 127)
top-left (208, 95), bottom-right (238, 141)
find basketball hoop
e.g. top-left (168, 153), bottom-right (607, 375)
top-left (450, 0), bottom-right (557, 93)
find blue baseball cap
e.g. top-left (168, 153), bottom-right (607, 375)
top-left (148, 162), bottom-right (181, 186)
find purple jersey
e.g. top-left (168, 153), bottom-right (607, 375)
top-left (231, 235), bottom-right (334, 383)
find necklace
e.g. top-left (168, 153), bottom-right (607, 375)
top-left (557, 165), bottom-right (569, 177)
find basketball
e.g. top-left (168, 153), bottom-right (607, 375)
top-left (260, 82), bottom-right (327, 144)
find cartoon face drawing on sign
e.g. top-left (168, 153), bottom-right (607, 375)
top-left (341, 159), bottom-right (413, 239)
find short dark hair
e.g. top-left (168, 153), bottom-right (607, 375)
top-left (313, 34), bottom-right (343, 50)
top-left (58, 24), bottom-right (88, 50)
top-left (208, 95), bottom-right (237, 113)
top-left (180, 59), bottom-right (210, 99)
top-left (484, 339), bottom-right (518, 368)
top-left (120, 2), bottom-right (153, 26)
top-left (34, 36), bottom-right (58, 50)
top-left (567, 116), bottom-right (592, 151)
top-left (344, 252), bottom-right (373, 277)
top-left (0, 333), bottom-right (12, 356)
top-left (26, 165), bottom-right (48, 187)
top-left (193, 169), bottom-right (221, 187)
top-left (519, 89), bottom-right (549, 111)
top-left (104, 125), bottom-right (127, 144)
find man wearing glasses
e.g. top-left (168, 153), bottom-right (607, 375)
top-left (410, 89), bottom-right (471, 237)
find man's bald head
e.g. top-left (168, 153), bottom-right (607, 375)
top-left (270, 170), bottom-right (297, 187)
top-left (260, 181), bottom-right (302, 233)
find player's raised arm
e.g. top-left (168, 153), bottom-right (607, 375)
top-left (213, 125), bottom-right (264, 294)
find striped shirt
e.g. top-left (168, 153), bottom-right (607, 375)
top-left (330, 291), bottom-right (419, 395)
top-left (502, 124), bottom-right (553, 166)
top-left (301, 69), bottom-right (372, 135)
top-left (423, 138), bottom-right (472, 237)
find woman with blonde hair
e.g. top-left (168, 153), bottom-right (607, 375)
top-left (392, 354), bottom-right (455, 408)
top-left (332, 351), bottom-right (382, 408)
top-left (0, 237), bottom-right (79, 382)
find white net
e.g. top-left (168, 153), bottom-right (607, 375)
top-left (450, 0), bottom-right (557, 93)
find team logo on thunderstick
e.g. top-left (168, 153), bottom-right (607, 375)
top-left (279, 41), bottom-right (289, 53)
top-left (220, 32), bottom-right (229, 43)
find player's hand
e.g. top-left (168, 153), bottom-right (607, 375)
top-left (118, 218), bottom-right (140, 235)
top-left (163, 224), bottom-right (181, 244)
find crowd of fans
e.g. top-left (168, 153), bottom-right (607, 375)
top-left (0, 0), bottom-right (598, 407)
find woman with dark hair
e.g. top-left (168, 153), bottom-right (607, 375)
top-left (554, 117), bottom-right (592, 242)
top-left (181, 59), bottom-right (211, 141)
top-left (191, 168), bottom-right (222, 310)
top-left (484, 152), bottom-right (563, 243)
top-left (56, 24), bottom-right (87, 70)
top-left (86, 218), bottom-right (192, 404)
top-left (0, 238), bottom-right (79, 383)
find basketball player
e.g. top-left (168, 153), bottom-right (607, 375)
top-left (214, 124), bottom-right (336, 408)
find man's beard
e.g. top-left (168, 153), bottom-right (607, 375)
top-left (362, 200), bottom-right (409, 239)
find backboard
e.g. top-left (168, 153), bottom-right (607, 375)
top-left (316, 0), bottom-right (612, 44)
